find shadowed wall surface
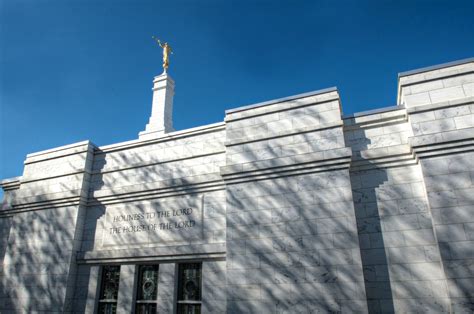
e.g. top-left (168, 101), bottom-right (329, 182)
top-left (1, 58), bottom-right (473, 313)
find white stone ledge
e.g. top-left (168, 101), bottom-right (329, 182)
top-left (11, 188), bottom-right (83, 205)
top-left (77, 243), bottom-right (226, 264)
top-left (24, 140), bottom-right (95, 164)
top-left (18, 170), bottom-right (91, 186)
top-left (0, 195), bottom-right (83, 215)
top-left (98, 122), bottom-right (226, 153)
top-left (397, 59), bottom-right (474, 105)
top-left (406, 96), bottom-right (474, 114)
top-left (0, 177), bottom-right (21, 191)
top-left (222, 147), bottom-right (351, 174)
top-left (342, 105), bottom-right (404, 120)
top-left (355, 144), bottom-right (412, 160)
top-left (350, 153), bottom-right (417, 171)
top-left (89, 174), bottom-right (225, 205)
top-left (410, 129), bottom-right (474, 159)
top-left (225, 121), bottom-right (342, 146)
top-left (225, 93), bottom-right (340, 122)
top-left (223, 163), bottom-right (351, 186)
top-left (343, 114), bottom-right (408, 131)
top-left (415, 143), bottom-right (474, 159)
top-left (410, 127), bottom-right (474, 147)
top-left (226, 87), bottom-right (337, 114)
top-left (221, 149), bottom-right (351, 184)
top-left (398, 57), bottom-right (474, 80)
top-left (91, 150), bottom-right (225, 176)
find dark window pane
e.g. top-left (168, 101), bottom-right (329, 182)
top-left (178, 263), bottom-right (202, 301)
top-left (99, 266), bottom-right (121, 300)
top-left (98, 302), bottom-right (117, 314)
top-left (177, 304), bottom-right (201, 314)
top-left (137, 265), bottom-right (159, 301)
top-left (136, 303), bottom-right (157, 314)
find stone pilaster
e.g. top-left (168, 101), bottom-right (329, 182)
top-left (0, 140), bottom-right (96, 312)
top-left (223, 88), bottom-right (368, 313)
top-left (156, 263), bottom-right (177, 313)
top-left (202, 260), bottom-right (227, 312)
top-left (116, 264), bottom-right (137, 312)
top-left (139, 73), bottom-right (175, 140)
top-left (402, 58), bottom-right (474, 313)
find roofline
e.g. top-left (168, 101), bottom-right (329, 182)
top-left (226, 87), bottom-right (338, 114)
top-left (342, 104), bottom-right (405, 120)
top-left (398, 57), bottom-right (474, 78)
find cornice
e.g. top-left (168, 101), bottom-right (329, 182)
top-left (98, 122), bottom-right (226, 154)
top-left (225, 92), bottom-right (340, 122)
top-left (0, 194), bottom-right (86, 217)
top-left (77, 243), bottom-right (226, 264)
top-left (226, 87), bottom-right (337, 115)
top-left (88, 174), bottom-right (225, 206)
top-left (411, 136), bottom-right (474, 159)
top-left (221, 147), bottom-right (352, 184)
top-left (0, 177), bottom-right (21, 191)
top-left (225, 121), bottom-right (342, 147)
top-left (91, 151), bottom-right (225, 176)
top-left (406, 96), bottom-right (474, 114)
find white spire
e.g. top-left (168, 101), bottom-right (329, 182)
top-left (139, 72), bottom-right (175, 140)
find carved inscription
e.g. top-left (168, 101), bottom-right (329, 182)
top-left (109, 208), bottom-right (196, 235)
top-left (102, 198), bottom-right (202, 246)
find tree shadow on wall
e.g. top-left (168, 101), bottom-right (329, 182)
top-left (0, 155), bottom-right (89, 312)
top-left (225, 119), bottom-right (367, 313)
top-left (77, 139), bottom-right (227, 311)
top-left (345, 121), bottom-right (456, 313)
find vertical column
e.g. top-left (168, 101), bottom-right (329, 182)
top-left (401, 59), bottom-right (474, 312)
top-left (202, 260), bottom-right (227, 313)
top-left (223, 89), bottom-right (367, 312)
top-left (116, 264), bottom-right (137, 313)
top-left (0, 141), bottom-right (96, 312)
top-left (344, 108), bottom-right (449, 313)
top-left (157, 263), bottom-right (177, 313)
top-left (79, 265), bottom-right (101, 313)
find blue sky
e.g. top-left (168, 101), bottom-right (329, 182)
top-left (1, 0), bottom-right (473, 190)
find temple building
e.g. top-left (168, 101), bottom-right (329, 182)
top-left (1, 58), bottom-right (473, 313)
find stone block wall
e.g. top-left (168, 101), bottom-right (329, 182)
top-left (72, 264), bottom-right (100, 313)
top-left (90, 125), bottom-right (225, 198)
top-left (223, 89), bottom-right (368, 313)
top-left (81, 124), bottom-right (227, 254)
top-left (399, 62), bottom-right (473, 108)
top-left (1, 58), bottom-right (473, 313)
top-left (402, 59), bottom-right (474, 313)
top-left (344, 108), bottom-right (449, 312)
top-left (202, 260), bottom-right (227, 312)
top-left (0, 141), bottom-right (94, 312)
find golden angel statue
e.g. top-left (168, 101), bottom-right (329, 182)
top-left (152, 36), bottom-right (173, 72)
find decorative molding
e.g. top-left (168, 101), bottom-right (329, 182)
top-left (24, 140), bottom-right (95, 165)
top-left (0, 177), bottom-right (21, 191)
top-left (226, 87), bottom-right (337, 115)
top-left (221, 147), bottom-right (352, 184)
top-left (99, 123), bottom-right (226, 154)
top-left (76, 243), bottom-right (226, 264)
top-left (406, 96), bottom-right (474, 114)
top-left (342, 105), bottom-right (404, 120)
top-left (398, 57), bottom-right (474, 78)
top-left (343, 111), bottom-right (408, 130)
top-left (225, 121), bottom-right (342, 147)
top-left (88, 176), bottom-right (225, 206)
top-left (349, 152), bottom-right (417, 172)
top-left (91, 151), bottom-right (225, 176)
top-left (412, 137), bottom-right (474, 159)
top-left (0, 195), bottom-right (85, 216)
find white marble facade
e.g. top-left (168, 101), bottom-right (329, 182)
top-left (1, 58), bottom-right (473, 313)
